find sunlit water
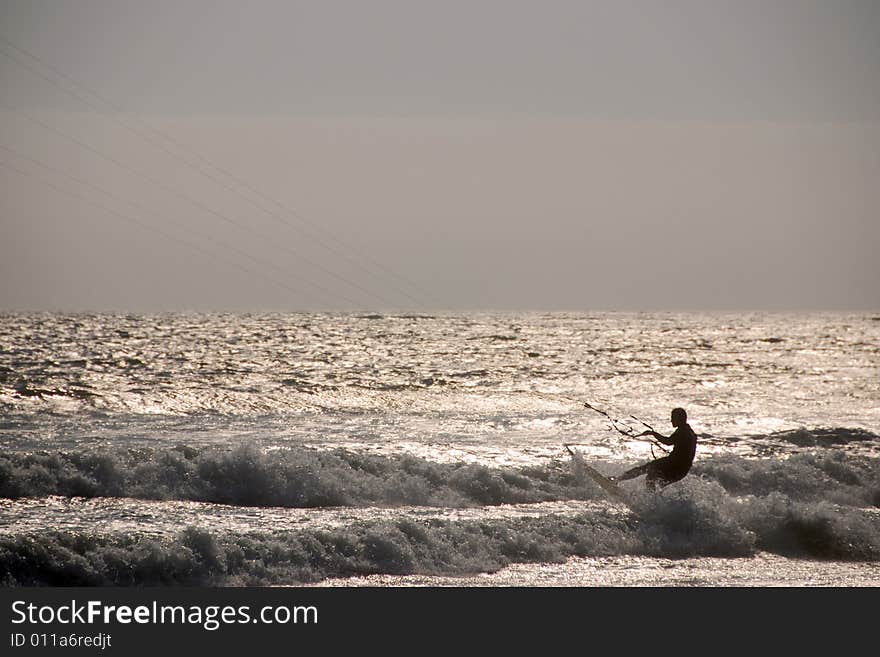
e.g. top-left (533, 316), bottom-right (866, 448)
top-left (1, 312), bottom-right (878, 586)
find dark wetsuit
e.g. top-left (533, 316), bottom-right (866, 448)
top-left (647, 423), bottom-right (697, 487)
top-left (618, 423), bottom-right (697, 490)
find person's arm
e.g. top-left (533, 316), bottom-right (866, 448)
top-left (641, 429), bottom-right (676, 446)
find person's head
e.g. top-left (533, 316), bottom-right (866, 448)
top-left (671, 407), bottom-right (687, 427)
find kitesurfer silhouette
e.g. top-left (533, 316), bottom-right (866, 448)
top-left (612, 407), bottom-right (697, 490)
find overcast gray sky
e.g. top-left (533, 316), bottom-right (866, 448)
top-left (1, 0), bottom-right (878, 311)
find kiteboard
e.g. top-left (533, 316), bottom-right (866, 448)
top-left (564, 444), bottom-right (629, 505)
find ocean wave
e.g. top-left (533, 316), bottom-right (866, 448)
top-left (2, 443), bottom-right (879, 510)
top-left (2, 482), bottom-right (877, 585)
top-left (0, 445), bottom-right (597, 508)
top-left (693, 450), bottom-right (880, 507)
top-left (630, 481), bottom-right (880, 561)
top-left (762, 427), bottom-right (879, 447)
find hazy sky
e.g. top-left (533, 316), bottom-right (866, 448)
top-left (1, 0), bottom-right (878, 311)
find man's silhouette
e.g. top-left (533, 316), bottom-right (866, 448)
top-left (613, 407), bottom-right (697, 490)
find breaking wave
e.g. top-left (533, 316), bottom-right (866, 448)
top-left (2, 479), bottom-right (878, 586)
top-left (2, 440), bottom-right (879, 509)
top-left (0, 445), bottom-right (597, 508)
top-left (692, 450), bottom-right (880, 507)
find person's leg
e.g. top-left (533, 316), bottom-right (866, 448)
top-left (647, 461), bottom-right (688, 491)
top-left (643, 458), bottom-right (675, 491)
top-left (655, 470), bottom-right (686, 490)
top-left (615, 462), bottom-right (650, 482)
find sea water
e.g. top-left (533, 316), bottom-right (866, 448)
top-left (1, 312), bottom-right (878, 586)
